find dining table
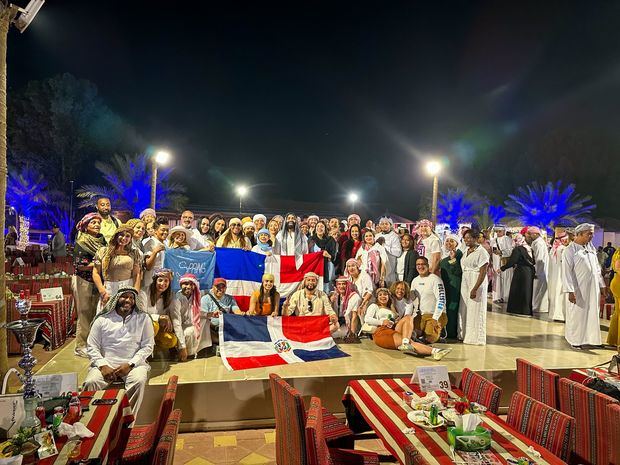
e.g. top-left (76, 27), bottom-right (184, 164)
top-left (568, 366), bottom-right (620, 385)
top-left (342, 377), bottom-right (566, 465)
top-left (39, 389), bottom-right (134, 465)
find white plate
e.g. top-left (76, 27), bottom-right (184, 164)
top-left (441, 408), bottom-right (459, 424)
top-left (407, 411), bottom-right (445, 429)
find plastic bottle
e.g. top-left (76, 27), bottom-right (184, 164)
top-left (66, 392), bottom-right (81, 424)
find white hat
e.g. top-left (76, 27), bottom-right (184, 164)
top-left (253, 214), bottom-right (266, 222)
top-left (574, 223), bottom-right (594, 234)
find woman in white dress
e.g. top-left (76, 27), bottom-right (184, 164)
top-left (355, 230), bottom-right (389, 288)
top-left (458, 229), bottom-right (490, 345)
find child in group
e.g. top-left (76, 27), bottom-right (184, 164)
top-left (251, 228), bottom-right (273, 255)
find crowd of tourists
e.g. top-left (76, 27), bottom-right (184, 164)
top-left (65, 196), bottom-right (619, 415)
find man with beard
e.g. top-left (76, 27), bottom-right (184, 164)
top-left (84, 287), bottom-right (154, 415)
top-left (180, 210), bottom-right (206, 250)
top-left (273, 213), bottom-right (309, 256)
top-left (284, 272), bottom-right (339, 333)
top-left (95, 197), bottom-right (120, 243)
top-left (376, 217), bottom-right (402, 285)
top-left (200, 278), bottom-right (241, 351)
top-left (176, 273), bottom-right (203, 359)
top-left (527, 226), bottom-right (550, 313)
top-left (562, 223), bottom-right (606, 348)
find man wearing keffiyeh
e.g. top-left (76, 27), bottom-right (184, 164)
top-left (177, 273), bottom-right (202, 360)
top-left (85, 287), bottom-right (154, 415)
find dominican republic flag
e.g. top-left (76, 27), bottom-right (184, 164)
top-left (214, 249), bottom-right (324, 311)
top-left (219, 313), bottom-right (349, 370)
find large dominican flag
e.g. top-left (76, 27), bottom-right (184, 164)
top-left (214, 249), bottom-right (324, 311)
top-left (219, 313), bottom-right (349, 370)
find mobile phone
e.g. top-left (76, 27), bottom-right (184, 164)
top-left (92, 398), bottom-right (117, 406)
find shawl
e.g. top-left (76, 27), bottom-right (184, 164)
top-left (179, 274), bottom-right (201, 340)
top-left (93, 287), bottom-right (148, 324)
top-left (334, 276), bottom-right (357, 317)
top-left (76, 231), bottom-right (106, 257)
top-left (273, 213), bottom-right (305, 262)
top-left (256, 228), bottom-right (272, 251)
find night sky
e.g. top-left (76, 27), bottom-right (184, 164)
top-left (7, 0), bottom-right (620, 218)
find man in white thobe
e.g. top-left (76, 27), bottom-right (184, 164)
top-left (562, 223), bottom-right (605, 348)
top-left (273, 213), bottom-right (309, 259)
top-left (491, 225), bottom-right (514, 303)
top-left (176, 273), bottom-right (202, 359)
top-left (527, 226), bottom-right (550, 313)
top-left (548, 232), bottom-right (570, 321)
top-left (376, 217), bottom-right (402, 285)
top-left (180, 210), bottom-right (206, 250)
top-left (84, 287), bottom-right (154, 416)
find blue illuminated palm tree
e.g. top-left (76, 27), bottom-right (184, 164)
top-left (474, 204), bottom-right (506, 230)
top-left (6, 166), bottom-right (52, 219)
top-left (504, 181), bottom-right (595, 229)
top-left (77, 154), bottom-right (187, 217)
top-left (437, 189), bottom-right (481, 230)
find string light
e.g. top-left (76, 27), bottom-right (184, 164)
top-left (17, 215), bottom-right (30, 251)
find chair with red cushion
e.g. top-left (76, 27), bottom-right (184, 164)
top-left (122, 375), bottom-right (179, 465)
top-left (151, 409), bottom-right (182, 465)
top-left (558, 377), bottom-right (619, 465)
top-left (269, 373), bottom-right (354, 465)
top-left (516, 358), bottom-right (560, 409)
top-left (459, 368), bottom-right (502, 414)
top-left (507, 391), bottom-right (574, 462)
top-left (305, 397), bottom-right (379, 465)
top-left (606, 403), bottom-right (620, 465)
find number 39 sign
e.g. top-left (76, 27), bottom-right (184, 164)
top-left (411, 366), bottom-right (451, 392)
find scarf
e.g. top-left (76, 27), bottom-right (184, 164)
top-left (514, 233), bottom-right (533, 258)
top-left (179, 275), bottom-right (202, 340)
top-left (334, 278), bottom-right (356, 317)
top-left (256, 228), bottom-right (272, 251)
top-left (93, 287), bottom-right (148, 325)
top-left (273, 213), bottom-right (305, 267)
top-left (76, 232), bottom-right (106, 257)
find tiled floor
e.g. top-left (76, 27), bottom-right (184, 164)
top-left (173, 429), bottom-right (395, 465)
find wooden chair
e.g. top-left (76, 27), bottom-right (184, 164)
top-left (269, 373), bottom-right (354, 465)
top-left (122, 375), bottom-right (179, 464)
top-left (507, 391), bottom-right (574, 462)
top-left (558, 377), bottom-right (619, 465)
top-left (305, 397), bottom-right (379, 465)
top-left (516, 358), bottom-right (560, 408)
top-left (458, 368), bottom-right (502, 414)
top-left (606, 403), bottom-right (620, 465)
top-left (151, 409), bottom-right (182, 465)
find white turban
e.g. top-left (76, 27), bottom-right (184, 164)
top-left (253, 214), bottom-right (266, 223)
top-left (242, 221), bottom-right (255, 230)
top-left (574, 223), bottom-right (595, 234)
top-left (379, 216), bottom-right (393, 225)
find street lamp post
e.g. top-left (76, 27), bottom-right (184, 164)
top-left (150, 150), bottom-right (170, 209)
top-left (236, 185), bottom-right (248, 215)
top-left (348, 192), bottom-right (359, 213)
top-left (425, 160), bottom-right (442, 226)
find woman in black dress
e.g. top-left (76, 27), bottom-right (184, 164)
top-left (500, 233), bottom-right (535, 316)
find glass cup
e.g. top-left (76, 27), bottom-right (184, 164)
top-left (66, 440), bottom-right (82, 461)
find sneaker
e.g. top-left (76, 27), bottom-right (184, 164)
top-left (398, 343), bottom-right (417, 354)
top-left (432, 347), bottom-right (453, 361)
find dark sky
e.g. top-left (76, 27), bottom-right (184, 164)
top-left (7, 0), bottom-right (620, 218)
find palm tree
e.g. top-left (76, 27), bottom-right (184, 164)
top-left (504, 181), bottom-right (595, 229)
top-left (474, 204), bottom-right (506, 230)
top-left (6, 165), bottom-right (54, 247)
top-left (77, 153), bottom-right (187, 217)
top-left (437, 188), bottom-right (481, 231)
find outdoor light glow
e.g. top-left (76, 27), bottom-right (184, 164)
top-left (236, 185), bottom-right (248, 197)
top-left (155, 150), bottom-right (170, 165)
top-left (348, 192), bottom-right (359, 203)
top-left (425, 160), bottom-right (442, 176)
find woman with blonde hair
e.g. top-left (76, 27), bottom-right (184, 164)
top-left (92, 225), bottom-right (142, 307)
top-left (125, 218), bottom-right (147, 252)
top-left (248, 273), bottom-right (281, 316)
top-left (216, 218), bottom-right (252, 249)
top-left (167, 225), bottom-right (191, 250)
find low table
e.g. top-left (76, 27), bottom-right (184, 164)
top-left (40, 389), bottom-right (134, 465)
top-left (343, 377), bottom-right (565, 465)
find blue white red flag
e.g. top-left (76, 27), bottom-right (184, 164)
top-left (214, 249), bottom-right (324, 311)
top-left (219, 313), bottom-right (349, 370)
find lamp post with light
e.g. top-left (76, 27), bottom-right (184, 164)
top-left (425, 160), bottom-right (442, 227)
top-left (348, 192), bottom-right (359, 213)
top-left (150, 150), bottom-right (170, 209)
top-left (236, 185), bottom-right (248, 215)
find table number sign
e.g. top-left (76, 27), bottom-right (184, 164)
top-left (40, 287), bottom-right (64, 302)
top-left (411, 365), bottom-right (450, 392)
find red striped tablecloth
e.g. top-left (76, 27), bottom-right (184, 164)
top-left (342, 378), bottom-right (565, 465)
top-left (40, 389), bottom-right (134, 465)
top-left (569, 367), bottom-right (620, 384)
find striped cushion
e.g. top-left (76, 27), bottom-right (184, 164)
top-left (152, 409), bottom-right (182, 465)
top-left (507, 391), bottom-right (574, 461)
top-left (306, 397), bottom-right (379, 465)
top-left (606, 403), bottom-right (620, 465)
top-left (269, 373), bottom-right (354, 465)
top-left (459, 368), bottom-right (502, 414)
top-left (516, 358), bottom-right (560, 409)
top-left (559, 378), bottom-right (619, 465)
top-left (122, 375), bottom-right (178, 464)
